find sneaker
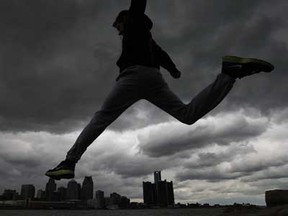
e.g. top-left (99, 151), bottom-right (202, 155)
top-left (222, 56), bottom-right (274, 79)
top-left (45, 160), bottom-right (75, 180)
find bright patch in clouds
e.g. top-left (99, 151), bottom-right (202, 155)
top-left (1, 108), bottom-right (288, 205)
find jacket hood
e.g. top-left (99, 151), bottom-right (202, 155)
top-left (113, 10), bottom-right (153, 30)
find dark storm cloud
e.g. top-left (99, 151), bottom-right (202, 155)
top-left (232, 158), bottom-right (288, 174)
top-left (241, 166), bottom-right (288, 183)
top-left (90, 154), bottom-right (173, 179)
top-left (80, 138), bottom-right (176, 179)
top-left (139, 112), bottom-right (267, 157)
top-left (152, 0), bottom-right (288, 112)
top-left (0, 150), bottom-right (49, 192)
top-left (143, 0), bottom-right (288, 123)
top-left (174, 115), bottom-right (288, 183)
top-left (185, 144), bottom-right (256, 169)
top-left (176, 168), bottom-right (243, 182)
top-left (0, 0), bottom-right (122, 132)
top-left (175, 148), bottom-right (288, 183)
top-left (0, 0), bottom-right (287, 134)
top-left (175, 148), bottom-right (286, 182)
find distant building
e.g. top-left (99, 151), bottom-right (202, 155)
top-left (154, 171), bottom-right (161, 183)
top-left (166, 180), bottom-right (174, 205)
top-left (95, 190), bottom-right (105, 209)
top-left (120, 196), bottom-right (130, 209)
top-left (93, 194), bottom-right (129, 209)
top-left (77, 183), bottom-right (81, 198)
top-left (143, 181), bottom-right (156, 205)
top-left (157, 180), bottom-right (174, 207)
top-left (36, 189), bottom-right (45, 200)
top-left (143, 171), bottom-right (174, 207)
top-left (45, 178), bottom-right (56, 201)
top-left (2, 189), bottom-right (18, 200)
top-left (57, 187), bottom-right (67, 201)
top-left (110, 192), bottom-right (121, 205)
top-left (81, 176), bottom-right (93, 201)
top-left (21, 184), bottom-right (35, 200)
top-left (266, 190), bottom-right (288, 207)
top-left (105, 192), bottom-right (129, 209)
top-left (66, 179), bottom-right (80, 200)
top-left (105, 197), bottom-right (111, 207)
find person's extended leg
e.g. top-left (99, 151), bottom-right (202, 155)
top-left (45, 70), bottom-right (141, 179)
top-left (146, 55), bottom-right (274, 125)
top-left (146, 73), bottom-right (235, 125)
top-left (66, 84), bottom-right (139, 163)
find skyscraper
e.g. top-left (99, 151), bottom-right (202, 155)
top-left (154, 171), bottom-right (161, 183)
top-left (167, 181), bottom-right (175, 206)
top-left (95, 190), bottom-right (105, 209)
top-left (157, 180), bottom-right (169, 207)
top-left (143, 181), bottom-right (156, 205)
top-left (21, 184), bottom-right (35, 200)
top-left (81, 176), bottom-right (93, 201)
top-left (66, 179), bottom-right (80, 200)
top-left (143, 171), bottom-right (174, 207)
top-left (45, 178), bottom-right (56, 201)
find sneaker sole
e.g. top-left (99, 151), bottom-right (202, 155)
top-left (45, 170), bottom-right (75, 180)
top-left (223, 56), bottom-right (274, 72)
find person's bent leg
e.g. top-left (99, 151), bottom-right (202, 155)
top-left (146, 73), bottom-right (235, 125)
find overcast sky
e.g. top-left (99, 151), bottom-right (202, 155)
top-left (0, 0), bottom-right (288, 205)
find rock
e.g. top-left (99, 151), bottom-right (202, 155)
top-left (265, 190), bottom-right (288, 207)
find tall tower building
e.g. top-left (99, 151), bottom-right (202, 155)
top-left (66, 179), bottom-right (80, 200)
top-left (154, 171), bottom-right (161, 183)
top-left (143, 171), bottom-right (174, 207)
top-left (81, 176), bottom-right (94, 201)
top-left (45, 178), bottom-right (56, 201)
top-left (21, 184), bottom-right (35, 199)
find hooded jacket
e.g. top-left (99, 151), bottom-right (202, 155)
top-left (116, 0), bottom-right (179, 77)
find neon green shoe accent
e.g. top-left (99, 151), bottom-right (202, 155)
top-left (45, 169), bottom-right (74, 180)
top-left (223, 56), bottom-right (274, 72)
top-left (46, 169), bottom-right (74, 176)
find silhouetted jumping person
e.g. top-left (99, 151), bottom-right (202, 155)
top-left (46, 0), bottom-right (274, 180)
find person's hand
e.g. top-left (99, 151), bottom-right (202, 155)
top-left (170, 68), bottom-right (181, 79)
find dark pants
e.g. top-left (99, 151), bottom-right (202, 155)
top-left (66, 65), bottom-right (235, 162)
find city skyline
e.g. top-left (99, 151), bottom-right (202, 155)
top-left (1, 171), bottom-right (176, 204)
top-left (1, 175), bottom-right (131, 209)
top-left (1, 176), bottom-right (128, 201)
top-left (0, 173), bottom-right (144, 204)
top-left (0, 0), bottom-right (288, 206)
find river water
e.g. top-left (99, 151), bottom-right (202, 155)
top-left (0, 208), bottom-right (226, 216)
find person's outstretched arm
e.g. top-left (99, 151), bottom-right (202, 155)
top-left (153, 40), bottom-right (181, 79)
top-left (129, 0), bottom-right (147, 15)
